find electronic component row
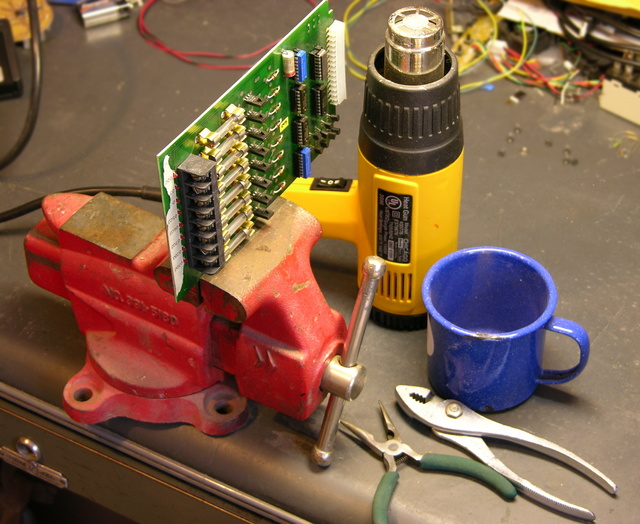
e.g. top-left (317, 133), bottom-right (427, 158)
top-left (284, 46), bottom-right (330, 116)
top-left (283, 37), bottom-right (341, 180)
top-left (176, 104), bottom-right (263, 274)
top-left (282, 47), bottom-right (328, 83)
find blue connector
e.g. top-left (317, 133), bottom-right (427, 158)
top-left (295, 49), bottom-right (308, 83)
top-left (295, 147), bottom-right (312, 179)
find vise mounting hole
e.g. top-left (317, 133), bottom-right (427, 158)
top-left (204, 387), bottom-right (245, 419)
top-left (214, 400), bottom-right (234, 415)
top-left (73, 387), bottom-right (94, 403)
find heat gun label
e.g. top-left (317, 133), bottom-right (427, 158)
top-left (377, 189), bottom-right (412, 263)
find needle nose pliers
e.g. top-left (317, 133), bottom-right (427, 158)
top-left (340, 402), bottom-right (516, 524)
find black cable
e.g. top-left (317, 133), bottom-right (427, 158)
top-left (0, 186), bottom-right (162, 223)
top-left (586, 8), bottom-right (640, 40)
top-left (558, 18), bottom-right (640, 67)
top-left (0, 0), bottom-right (43, 170)
top-left (545, 0), bottom-right (640, 64)
top-left (560, 7), bottom-right (640, 54)
top-left (563, 3), bottom-right (640, 41)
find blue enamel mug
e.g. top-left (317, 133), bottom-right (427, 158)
top-left (422, 247), bottom-right (590, 412)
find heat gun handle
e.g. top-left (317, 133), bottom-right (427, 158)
top-left (311, 256), bottom-right (386, 467)
top-left (282, 178), bottom-right (361, 245)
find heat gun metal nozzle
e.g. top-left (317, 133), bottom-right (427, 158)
top-left (359, 5), bottom-right (462, 176)
top-left (384, 7), bottom-right (445, 85)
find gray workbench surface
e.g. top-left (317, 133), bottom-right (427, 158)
top-left (0, 2), bottom-right (637, 523)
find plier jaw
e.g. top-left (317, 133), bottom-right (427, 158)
top-left (340, 401), bottom-right (516, 524)
top-left (395, 385), bottom-right (618, 522)
top-left (339, 401), bottom-right (421, 472)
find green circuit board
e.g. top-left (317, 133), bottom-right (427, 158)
top-left (157, 0), bottom-right (345, 300)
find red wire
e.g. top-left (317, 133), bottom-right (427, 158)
top-left (573, 76), bottom-right (604, 99)
top-left (492, 47), bottom-right (603, 99)
top-left (493, 56), bottom-right (550, 89)
top-left (137, 0), bottom-right (287, 70)
top-left (500, 48), bottom-right (561, 93)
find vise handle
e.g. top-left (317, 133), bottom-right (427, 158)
top-left (312, 256), bottom-right (386, 467)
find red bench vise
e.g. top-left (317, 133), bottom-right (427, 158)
top-left (24, 192), bottom-right (376, 451)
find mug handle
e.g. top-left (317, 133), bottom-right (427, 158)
top-left (537, 316), bottom-right (590, 385)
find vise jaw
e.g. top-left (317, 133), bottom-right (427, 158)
top-left (24, 192), bottom-right (347, 436)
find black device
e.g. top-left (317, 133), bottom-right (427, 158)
top-left (0, 19), bottom-right (22, 100)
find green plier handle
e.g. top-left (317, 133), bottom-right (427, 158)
top-left (372, 454), bottom-right (517, 524)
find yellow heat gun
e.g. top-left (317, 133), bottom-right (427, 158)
top-left (284, 7), bottom-right (463, 330)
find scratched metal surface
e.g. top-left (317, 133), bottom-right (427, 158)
top-left (0, 2), bottom-right (637, 523)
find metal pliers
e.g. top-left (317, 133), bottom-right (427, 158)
top-left (396, 385), bottom-right (618, 521)
top-left (340, 402), bottom-right (517, 524)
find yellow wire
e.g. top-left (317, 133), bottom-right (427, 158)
top-left (494, 55), bottom-right (591, 89)
top-left (347, 65), bottom-right (367, 81)
top-left (344, 0), bottom-right (376, 74)
top-left (458, 33), bottom-right (490, 74)
top-left (458, 0), bottom-right (499, 74)
top-left (461, 8), bottom-right (529, 92)
top-left (344, 0), bottom-right (528, 89)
